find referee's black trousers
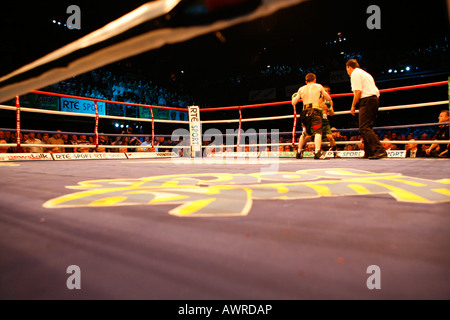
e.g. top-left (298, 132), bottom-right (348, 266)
top-left (358, 96), bottom-right (384, 157)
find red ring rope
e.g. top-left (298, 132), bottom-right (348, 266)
top-left (150, 107), bottom-right (155, 148)
top-left (26, 89), bottom-right (187, 151)
top-left (330, 80), bottom-right (448, 98)
top-left (8, 80), bottom-right (448, 153)
top-left (237, 106), bottom-right (242, 149)
top-left (200, 80), bottom-right (448, 110)
top-left (94, 101), bottom-right (99, 149)
top-left (30, 90), bottom-right (187, 112)
top-left (292, 104), bottom-right (297, 146)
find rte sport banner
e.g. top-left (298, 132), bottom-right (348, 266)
top-left (60, 97), bottom-right (106, 115)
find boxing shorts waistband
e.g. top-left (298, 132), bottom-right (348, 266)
top-left (303, 103), bottom-right (321, 110)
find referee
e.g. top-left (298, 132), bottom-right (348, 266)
top-left (346, 59), bottom-right (387, 159)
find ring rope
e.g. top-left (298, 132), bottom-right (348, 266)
top-left (1, 82), bottom-right (447, 126)
top-left (0, 80), bottom-right (448, 156)
top-left (333, 100), bottom-right (448, 116)
top-left (335, 121), bottom-right (449, 133)
top-left (94, 101), bottom-right (99, 148)
top-left (329, 80), bottom-right (448, 98)
top-left (30, 90), bottom-right (188, 112)
top-left (0, 104), bottom-right (189, 124)
top-left (4, 139), bottom-right (450, 150)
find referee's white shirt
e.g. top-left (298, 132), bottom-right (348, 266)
top-left (350, 68), bottom-right (380, 98)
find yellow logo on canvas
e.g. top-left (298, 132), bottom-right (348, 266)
top-left (43, 169), bottom-right (450, 217)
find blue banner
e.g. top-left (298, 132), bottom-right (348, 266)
top-left (60, 97), bottom-right (106, 115)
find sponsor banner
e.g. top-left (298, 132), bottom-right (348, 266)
top-left (210, 152), bottom-right (243, 158)
top-left (233, 152), bottom-right (259, 158)
top-left (0, 153), bottom-right (53, 161)
top-left (211, 151), bottom-right (295, 158)
top-left (387, 150), bottom-right (406, 158)
top-left (248, 87), bottom-right (276, 101)
top-left (324, 150), bottom-right (364, 158)
top-left (189, 106), bottom-right (202, 153)
top-left (60, 97), bottom-right (106, 115)
top-left (278, 151), bottom-right (295, 158)
top-left (138, 106), bottom-right (170, 119)
top-left (125, 152), bottom-right (177, 159)
top-left (154, 108), bottom-right (170, 120)
top-left (5, 93), bottom-right (59, 110)
top-left (303, 151), bottom-right (316, 158)
top-left (107, 103), bottom-right (126, 116)
top-left (52, 153), bottom-right (127, 160)
top-left (259, 151), bottom-right (283, 158)
top-left (330, 70), bottom-right (349, 84)
top-left (285, 84), bottom-right (299, 98)
top-left (13, 93), bottom-right (60, 110)
top-left (169, 110), bottom-right (188, 121)
top-left (138, 106), bottom-right (151, 119)
top-left (324, 150), bottom-right (406, 158)
top-left (259, 151), bottom-right (295, 158)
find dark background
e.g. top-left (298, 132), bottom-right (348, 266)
top-left (1, 0), bottom-right (448, 86)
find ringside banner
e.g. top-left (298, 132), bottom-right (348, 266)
top-left (0, 153), bottom-right (53, 161)
top-left (189, 106), bottom-right (202, 155)
top-left (126, 152), bottom-right (177, 159)
top-left (60, 97), bottom-right (106, 115)
top-left (52, 153), bottom-right (127, 160)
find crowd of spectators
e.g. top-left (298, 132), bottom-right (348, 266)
top-left (225, 36), bottom-right (448, 99)
top-left (32, 35), bottom-right (447, 117)
top-left (42, 68), bottom-right (197, 109)
top-left (3, 114), bottom-right (447, 158)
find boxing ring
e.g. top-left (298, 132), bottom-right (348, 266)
top-left (0, 79), bottom-right (449, 301)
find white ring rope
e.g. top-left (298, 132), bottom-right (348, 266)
top-left (4, 100), bottom-right (446, 126)
top-left (0, 0), bottom-right (306, 103)
top-left (0, 104), bottom-right (189, 124)
top-left (203, 100), bottom-right (449, 123)
top-left (333, 100), bottom-right (449, 115)
top-left (5, 139), bottom-right (450, 151)
top-left (1, 83), bottom-right (448, 155)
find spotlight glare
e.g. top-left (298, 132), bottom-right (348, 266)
top-left (405, 66), bottom-right (411, 71)
top-left (388, 69), bottom-right (392, 73)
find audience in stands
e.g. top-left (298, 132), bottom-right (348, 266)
top-left (0, 121), bottom-right (448, 158)
top-left (43, 69), bottom-right (194, 111)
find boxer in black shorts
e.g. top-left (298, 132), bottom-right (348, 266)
top-left (292, 73), bottom-right (332, 160)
